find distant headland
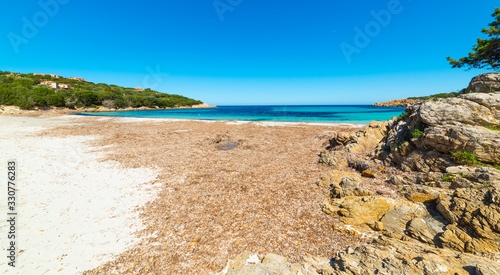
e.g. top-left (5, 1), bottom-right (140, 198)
top-left (0, 70), bottom-right (214, 113)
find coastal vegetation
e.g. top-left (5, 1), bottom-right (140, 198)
top-left (372, 90), bottom-right (463, 107)
top-left (452, 151), bottom-right (500, 171)
top-left (447, 8), bottom-right (500, 71)
top-left (410, 128), bottom-right (424, 138)
top-left (407, 91), bottom-right (461, 101)
top-left (484, 123), bottom-right (500, 131)
top-left (0, 70), bottom-right (202, 109)
top-left (451, 151), bottom-right (482, 166)
top-left (376, 7), bottom-right (500, 108)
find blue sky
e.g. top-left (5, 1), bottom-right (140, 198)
top-left (1, 0), bottom-right (496, 105)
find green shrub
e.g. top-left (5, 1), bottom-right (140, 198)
top-left (411, 129), bottom-right (424, 138)
top-left (484, 123), bottom-right (500, 131)
top-left (415, 120), bottom-right (424, 130)
top-left (46, 94), bottom-right (66, 107)
top-left (17, 100), bottom-right (34, 109)
top-left (75, 91), bottom-right (100, 106)
top-left (398, 112), bottom-right (409, 121)
top-left (441, 174), bottom-right (454, 182)
top-left (452, 151), bottom-right (482, 166)
top-left (113, 96), bottom-right (128, 108)
top-left (408, 91), bottom-right (459, 101)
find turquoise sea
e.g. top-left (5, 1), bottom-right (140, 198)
top-left (77, 105), bottom-right (405, 125)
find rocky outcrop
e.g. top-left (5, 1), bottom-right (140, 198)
top-left (214, 237), bottom-right (500, 275)
top-left (320, 74), bottom-right (500, 272)
top-left (369, 74), bottom-right (500, 171)
top-left (418, 93), bottom-right (500, 164)
top-left (466, 73), bottom-right (500, 93)
top-left (445, 166), bottom-right (500, 185)
top-left (191, 103), bottom-right (217, 108)
top-left (329, 176), bottom-right (374, 198)
top-left (373, 98), bottom-right (424, 107)
top-left (320, 168), bottom-right (500, 273)
top-left (317, 170), bottom-right (360, 189)
top-left (331, 236), bottom-right (500, 275)
top-left (318, 150), bottom-right (349, 169)
top-left (211, 251), bottom-right (335, 275)
top-left (0, 106), bottom-right (22, 115)
top-left (329, 121), bottom-right (392, 153)
top-left (372, 92), bottom-right (500, 171)
top-left (419, 93), bottom-right (500, 125)
top-left (436, 186), bottom-right (500, 253)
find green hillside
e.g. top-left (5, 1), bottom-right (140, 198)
top-left (407, 90), bottom-right (463, 101)
top-left (0, 71), bottom-right (202, 109)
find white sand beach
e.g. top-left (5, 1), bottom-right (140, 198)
top-left (0, 116), bottom-right (161, 274)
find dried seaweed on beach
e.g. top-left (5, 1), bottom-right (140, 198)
top-left (41, 118), bottom-right (364, 274)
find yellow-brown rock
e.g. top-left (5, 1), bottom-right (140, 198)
top-left (317, 170), bottom-right (360, 189)
top-left (407, 192), bottom-right (438, 203)
top-left (361, 170), bottom-right (377, 178)
top-left (322, 196), bottom-right (397, 227)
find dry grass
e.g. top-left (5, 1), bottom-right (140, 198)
top-left (40, 117), bottom-right (363, 274)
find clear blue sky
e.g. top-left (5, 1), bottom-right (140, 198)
top-left (1, 0), bottom-right (496, 105)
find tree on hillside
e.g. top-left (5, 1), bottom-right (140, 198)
top-left (447, 8), bottom-right (500, 71)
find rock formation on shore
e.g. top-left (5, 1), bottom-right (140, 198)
top-left (466, 73), bottom-right (500, 93)
top-left (214, 73), bottom-right (500, 275)
top-left (372, 98), bottom-right (424, 107)
top-left (373, 92), bottom-right (500, 171)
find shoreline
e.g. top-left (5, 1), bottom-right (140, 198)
top-left (72, 114), bottom-right (368, 128)
top-left (372, 98), bottom-right (424, 107)
top-left (1, 105), bottom-right (373, 127)
top-left (2, 104), bottom-right (402, 127)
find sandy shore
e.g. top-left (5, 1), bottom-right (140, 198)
top-left (0, 116), bottom-right (161, 274)
top-left (1, 114), bottom-right (365, 274)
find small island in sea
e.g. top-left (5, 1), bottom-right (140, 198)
top-left (2, 3), bottom-right (500, 275)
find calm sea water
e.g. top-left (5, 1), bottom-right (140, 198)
top-left (77, 105), bottom-right (404, 125)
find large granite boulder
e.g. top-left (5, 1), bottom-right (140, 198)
top-left (373, 93), bottom-right (500, 170)
top-left (419, 95), bottom-right (499, 126)
top-left (420, 93), bottom-right (500, 163)
top-left (466, 73), bottom-right (500, 93)
top-left (423, 125), bottom-right (500, 164)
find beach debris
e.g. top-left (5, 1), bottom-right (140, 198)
top-left (215, 139), bottom-right (238, 151)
